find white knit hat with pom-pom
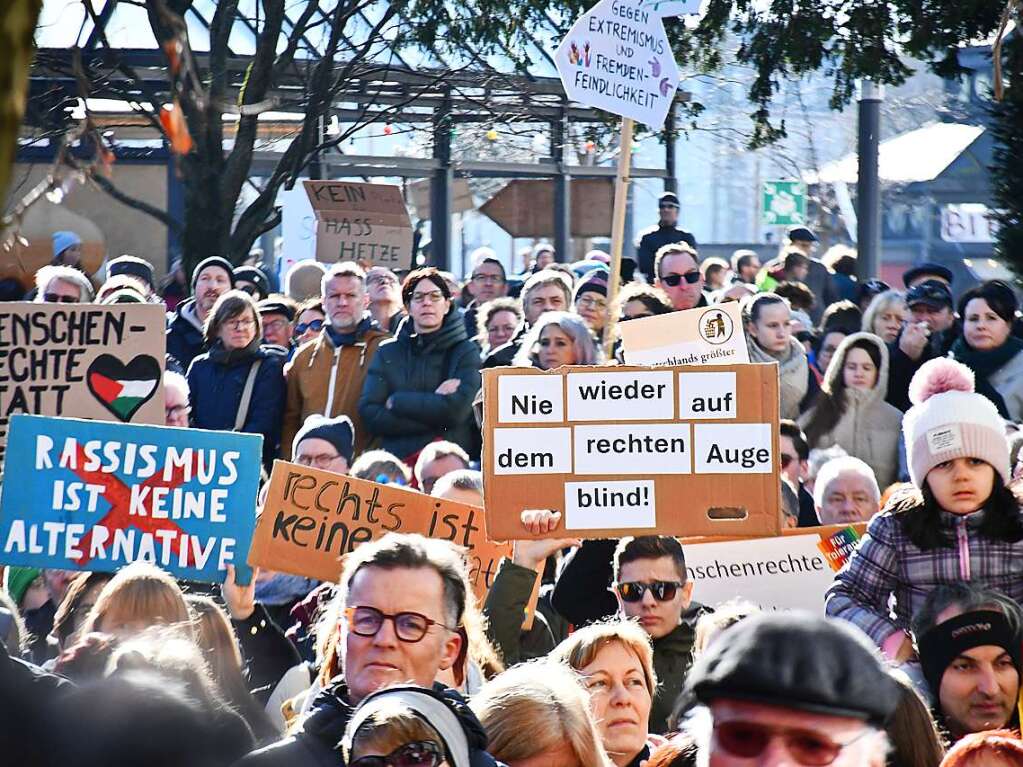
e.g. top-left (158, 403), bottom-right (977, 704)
top-left (903, 357), bottom-right (1010, 488)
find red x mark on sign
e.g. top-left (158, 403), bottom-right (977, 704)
top-left (71, 444), bottom-right (195, 567)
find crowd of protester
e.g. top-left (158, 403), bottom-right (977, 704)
top-left (5, 209), bottom-right (1023, 766)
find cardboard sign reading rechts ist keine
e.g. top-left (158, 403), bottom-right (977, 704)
top-left (0, 303), bottom-right (166, 463)
top-left (0, 414), bottom-right (262, 584)
top-left (248, 462), bottom-right (512, 603)
top-left (482, 363), bottom-right (781, 540)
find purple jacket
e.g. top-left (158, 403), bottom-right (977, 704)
top-left (825, 506), bottom-right (1023, 648)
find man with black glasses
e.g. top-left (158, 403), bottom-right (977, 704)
top-left (683, 612), bottom-right (898, 767)
top-left (635, 192), bottom-right (697, 283)
top-left (462, 254), bottom-right (507, 338)
top-left (551, 534), bottom-right (699, 733)
top-left (654, 243), bottom-right (707, 312)
top-left (237, 532), bottom-right (502, 767)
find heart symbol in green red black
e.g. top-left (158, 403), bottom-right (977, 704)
top-left (86, 354), bottom-right (162, 422)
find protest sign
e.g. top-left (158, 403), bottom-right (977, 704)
top-left (482, 363), bottom-right (781, 540)
top-left (304, 180), bottom-right (413, 269)
top-left (619, 302), bottom-right (750, 367)
top-left (682, 524), bottom-right (865, 612)
top-left (0, 414), bottom-right (263, 584)
top-left (554, 0), bottom-right (680, 129)
top-left (249, 462), bottom-right (512, 603)
top-left (0, 302), bottom-right (165, 462)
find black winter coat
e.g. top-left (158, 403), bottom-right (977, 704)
top-left (358, 308), bottom-right (481, 459)
top-left (166, 298), bottom-right (207, 371)
top-left (233, 682), bottom-right (504, 767)
top-left (187, 339), bottom-right (288, 468)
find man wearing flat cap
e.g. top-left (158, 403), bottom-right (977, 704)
top-left (785, 226), bottom-right (839, 324)
top-left (912, 584), bottom-right (1023, 743)
top-left (635, 192), bottom-right (697, 284)
top-left (683, 612), bottom-right (899, 767)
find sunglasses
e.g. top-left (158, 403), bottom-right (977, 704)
top-left (43, 293), bottom-right (77, 303)
top-left (350, 741), bottom-right (443, 767)
top-left (295, 319), bottom-right (324, 335)
top-left (616, 580), bottom-right (683, 602)
top-left (659, 271), bottom-right (700, 287)
top-left (714, 721), bottom-right (869, 766)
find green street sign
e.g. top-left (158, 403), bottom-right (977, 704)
top-left (762, 181), bottom-right (806, 226)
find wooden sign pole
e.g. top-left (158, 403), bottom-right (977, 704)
top-left (604, 117), bottom-right (634, 359)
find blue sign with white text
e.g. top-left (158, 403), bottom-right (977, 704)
top-left (0, 414), bottom-right (262, 584)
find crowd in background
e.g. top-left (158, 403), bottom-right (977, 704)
top-left (5, 196), bottom-right (1023, 766)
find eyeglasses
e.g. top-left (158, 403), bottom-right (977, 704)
top-left (659, 271), bottom-right (701, 287)
top-left (576, 296), bottom-right (608, 310)
top-left (343, 606), bottom-right (455, 643)
top-left (296, 451), bottom-right (343, 469)
top-left (263, 318), bottom-right (290, 332)
top-left (295, 319), bottom-right (324, 335)
top-left (472, 273), bottom-right (504, 284)
top-left (350, 741), bottom-right (443, 767)
top-left (713, 721), bottom-right (870, 766)
top-left (616, 580), bottom-right (683, 603)
top-left (781, 453), bottom-right (794, 469)
top-left (368, 275), bottom-right (398, 287)
top-left (225, 318), bottom-right (256, 330)
top-left (43, 293), bottom-right (77, 303)
top-left (411, 291), bottom-right (446, 305)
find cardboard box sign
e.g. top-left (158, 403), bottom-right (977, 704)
top-left (0, 414), bottom-right (263, 584)
top-left (304, 180), bottom-right (413, 270)
top-left (681, 523), bottom-right (866, 612)
top-left (619, 302), bottom-right (750, 367)
top-left (248, 462), bottom-right (512, 603)
top-left (0, 303), bottom-right (166, 463)
top-left (482, 363), bottom-right (781, 540)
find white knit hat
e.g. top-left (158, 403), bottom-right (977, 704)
top-left (902, 357), bottom-right (1010, 488)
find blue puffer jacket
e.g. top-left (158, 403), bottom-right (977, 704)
top-left (167, 298), bottom-right (207, 371)
top-left (187, 339), bottom-right (287, 468)
top-left (358, 307), bottom-right (481, 460)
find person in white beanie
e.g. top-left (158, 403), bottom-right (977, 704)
top-left (824, 356), bottom-right (1023, 663)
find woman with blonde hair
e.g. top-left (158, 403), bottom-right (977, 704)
top-left (471, 660), bottom-right (614, 767)
top-left (862, 290), bottom-right (908, 344)
top-left (82, 561), bottom-right (191, 640)
top-left (512, 311), bottom-right (604, 370)
top-left (551, 620), bottom-right (657, 767)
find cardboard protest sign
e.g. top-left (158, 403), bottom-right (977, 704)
top-left (682, 524), bottom-right (865, 611)
top-left (482, 363), bottom-right (781, 540)
top-left (0, 303), bottom-right (165, 462)
top-left (554, 0), bottom-right (680, 128)
top-left (0, 414), bottom-right (262, 584)
top-left (248, 462), bottom-right (512, 602)
top-left (620, 302), bottom-right (750, 367)
top-left (304, 180), bottom-right (413, 270)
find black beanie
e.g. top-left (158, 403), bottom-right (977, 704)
top-left (109, 255), bottom-right (156, 289)
top-left (234, 266), bottom-right (270, 297)
top-left (292, 415), bottom-right (355, 465)
top-left (191, 256), bottom-right (235, 290)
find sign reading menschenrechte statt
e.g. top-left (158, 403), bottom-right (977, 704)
top-left (482, 363), bottom-right (781, 540)
top-left (554, 0), bottom-right (681, 129)
top-left (0, 414), bottom-right (262, 584)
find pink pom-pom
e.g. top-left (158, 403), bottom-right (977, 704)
top-left (908, 358), bottom-right (975, 406)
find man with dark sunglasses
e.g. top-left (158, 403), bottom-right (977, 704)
top-left (654, 243), bottom-right (707, 312)
top-left (635, 192), bottom-right (697, 283)
top-left (238, 533), bottom-right (502, 767)
top-left (33, 265), bottom-right (94, 304)
top-left (552, 533), bottom-right (700, 733)
top-left (685, 612), bottom-right (899, 767)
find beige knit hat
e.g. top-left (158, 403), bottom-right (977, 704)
top-left (902, 357), bottom-right (1010, 488)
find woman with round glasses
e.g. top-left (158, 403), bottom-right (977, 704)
top-left (186, 289), bottom-right (287, 468)
top-left (552, 620), bottom-right (659, 767)
top-left (359, 267), bottom-right (482, 462)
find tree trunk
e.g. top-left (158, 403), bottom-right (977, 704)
top-left (0, 0), bottom-right (43, 210)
